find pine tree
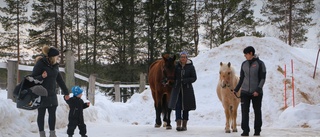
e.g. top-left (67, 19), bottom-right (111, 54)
top-left (99, 0), bottom-right (144, 81)
top-left (28, 0), bottom-right (58, 47)
top-left (143, 0), bottom-right (167, 65)
top-left (261, 0), bottom-right (315, 47)
top-left (0, 0), bottom-right (29, 63)
top-left (170, 0), bottom-right (195, 55)
top-left (201, 0), bottom-right (256, 48)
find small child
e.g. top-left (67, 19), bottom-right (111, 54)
top-left (65, 86), bottom-right (90, 137)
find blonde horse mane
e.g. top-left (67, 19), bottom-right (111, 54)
top-left (219, 62), bottom-right (238, 89)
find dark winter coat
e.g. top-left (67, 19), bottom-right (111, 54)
top-left (31, 55), bottom-right (69, 108)
top-left (169, 59), bottom-right (197, 110)
top-left (65, 97), bottom-right (89, 124)
top-left (234, 57), bottom-right (266, 95)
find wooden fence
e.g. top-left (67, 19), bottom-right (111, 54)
top-left (0, 52), bottom-right (147, 105)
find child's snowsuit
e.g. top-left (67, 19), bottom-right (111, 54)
top-left (65, 96), bottom-right (89, 136)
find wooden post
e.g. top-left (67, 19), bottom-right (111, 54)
top-left (88, 74), bottom-right (96, 106)
top-left (139, 73), bottom-right (146, 93)
top-left (114, 81), bottom-right (121, 102)
top-left (7, 60), bottom-right (18, 101)
top-left (65, 49), bottom-right (75, 93)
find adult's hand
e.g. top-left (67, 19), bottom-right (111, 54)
top-left (253, 91), bottom-right (259, 97)
top-left (42, 71), bottom-right (47, 78)
top-left (64, 95), bottom-right (70, 100)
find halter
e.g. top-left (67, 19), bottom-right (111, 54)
top-left (221, 84), bottom-right (241, 99)
top-left (161, 64), bottom-right (174, 87)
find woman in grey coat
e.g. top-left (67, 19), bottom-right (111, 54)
top-left (169, 51), bottom-right (197, 131)
top-left (234, 46), bottom-right (266, 136)
top-left (31, 45), bottom-right (70, 137)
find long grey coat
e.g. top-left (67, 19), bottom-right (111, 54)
top-left (169, 59), bottom-right (197, 110)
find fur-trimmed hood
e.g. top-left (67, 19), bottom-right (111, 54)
top-left (34, 45), bottom-right (59, 65)
top-left (42, 45), bottom-right (50, 57)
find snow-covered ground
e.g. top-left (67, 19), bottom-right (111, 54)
top-left (1, 36), bottom-right (320, 137)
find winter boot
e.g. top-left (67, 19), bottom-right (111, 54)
top-left (49, 130), bottom-right (57, 137)
top-left (181, 120), bottom-right (188, 131)
top-left (241, 132), bottom-right (249, 136)
top-left (176, 120), bottom-right (182, 131)
top-left (254, 129), bottom-right (261, 136)
top-left (39, 131), bottom-right (46, 137)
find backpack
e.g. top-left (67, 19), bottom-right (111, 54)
top-left (13, 75), bottom-right (48, 110)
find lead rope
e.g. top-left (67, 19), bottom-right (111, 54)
top-left (227, 86), bottom-right (241, 98)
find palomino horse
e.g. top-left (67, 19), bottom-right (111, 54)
top-left (216, 62), bottom-right (241, 133)
top-left (148, 53), bottom-right (176, 129)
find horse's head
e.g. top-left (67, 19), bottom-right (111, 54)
top-left (219, 62), bottom-right (235, 88)
top-left (161, 53), bottom-right (176, 86)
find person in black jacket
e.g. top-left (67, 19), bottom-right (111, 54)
top-left (234, 46), bottom-right (266, 136)
top-left (66, 86), bottom-right (90, 137)
top-left (31, 45), bottom-right (70, 137)
top-left (169, 51), bottom-right (197, 131)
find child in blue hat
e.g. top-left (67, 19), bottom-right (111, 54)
top-left (65, 86), bottom-right (90, 137)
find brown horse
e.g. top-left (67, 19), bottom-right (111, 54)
top-left (216, 62), bottom-right (241, 133)
top-left (148, 53), bottom-right (176, 129)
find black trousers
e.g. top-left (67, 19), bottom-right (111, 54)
top-left (67, 118), bottom-right (87, 136)
top-left (240, 92), bottom-right (263, 133)
top-left (37, 106), bottom-right (57, 131)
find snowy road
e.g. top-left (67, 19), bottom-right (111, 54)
top-left (51, 122), bottom-right (320, 137)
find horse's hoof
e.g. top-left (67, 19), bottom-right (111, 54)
top-left (225, 130), bottom-right (231, 133)
top-left (232, 129), bottom-right (238, 132)
top-left (163, 122), bottom-right (167, 127)
top-left (154, 124), bottom-right (161, 128)
top-left (166, 125), bottom-right (172, 130)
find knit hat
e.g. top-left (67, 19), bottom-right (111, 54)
top-left (243, 46), bottom-right (255, 55)
top-left (48, 47), bottom-right (59, 57)
top-left (179, 51), bottom-right (188, 57)
top-left (72, 86), bottom-right (83, 97)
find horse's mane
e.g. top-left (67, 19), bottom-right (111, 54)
top-left (219, 62), bottom-right (236, 75)
top-left (150, 60), bottom-right (161, 70)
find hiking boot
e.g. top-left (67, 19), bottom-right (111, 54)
top-left (181, 120), bottom-right (188, 131)
top-left (176, 120), bottom-right (182, 131)
top-left (254, 129), bottom-right (261, 136)
top-left (241, 132), bottom-right (249, 136)
top-left (49, 130), bottom-right (57, 137)
top-left (39, 131), bottom-right (45, 137)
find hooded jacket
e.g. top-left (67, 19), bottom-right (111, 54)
top-left (234, 57), bottom-right (266, 95)
top-left (65, 96), bottom-right (89, 123)
top-left (31, 47), bottom-right (69, 108)
top-left (169, 59), bottom-right (197, 110)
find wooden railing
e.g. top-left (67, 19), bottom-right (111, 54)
top-left (1, 57), bottom-right (147, 104)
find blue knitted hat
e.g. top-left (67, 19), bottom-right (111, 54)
top-left (179, 51), bottom-right (188, 57)
top-left (72, 86), bottom-right (83, 97)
